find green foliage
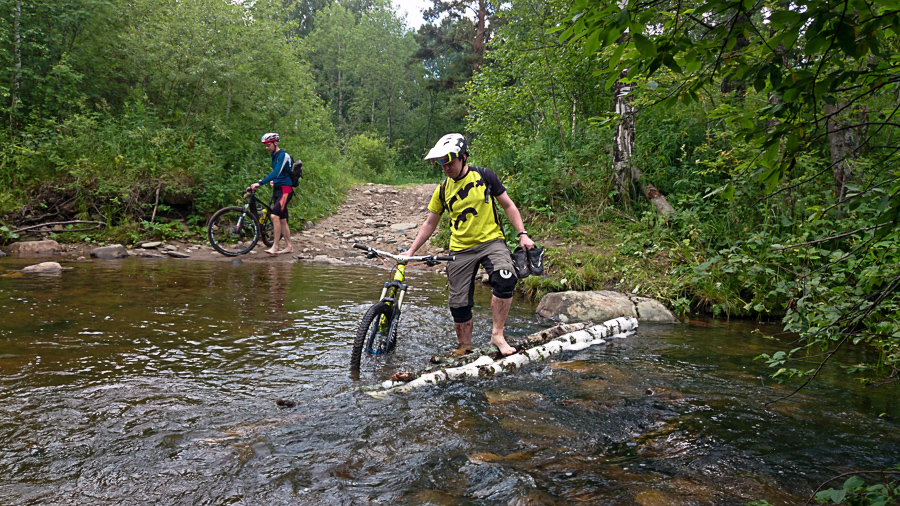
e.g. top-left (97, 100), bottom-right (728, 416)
top-left (140, 220), bottom-right (191, 241)
top-left (536, 0), bottom-right (900, 386)
top-left (343, 133), bottom-right (398, 177)
top-left (813, 468), bottom-right (900, 505)
top-left (0, 0), bottom-right (351, 244)
top-left (0, 225), bottom-right (18, 240)
top-left (300, 0), bottom-right (432, 164)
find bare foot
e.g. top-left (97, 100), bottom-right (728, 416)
top-left (277, 248), bottom-right (293, 254)
top-left (264, 249), bottom-right (277, 255)
top-left (491, 337), bottom-right (517, 356)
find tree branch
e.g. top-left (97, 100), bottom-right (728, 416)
top-left (773, 222), bottom-right (892, 251)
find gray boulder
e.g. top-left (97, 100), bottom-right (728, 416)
top-left (536, 290), bottom-right (676, 323)
top-left (22, 261), bottom-right (63, 273)
top-left (90, 244), bottom-right (128, 259)
top-left (6, 240), bottom-right (64, 255)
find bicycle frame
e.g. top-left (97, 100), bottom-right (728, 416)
top-left (245, 190), bottom-right (274, 226)
top-left (244, 189), bottom-right (276, 247)
top-left (378, 264), bottom-right (409, 311)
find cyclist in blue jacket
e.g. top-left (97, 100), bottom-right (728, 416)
top-left (251, 132), bottom-right (294, 255)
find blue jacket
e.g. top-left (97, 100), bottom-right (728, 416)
top-left (259, 149), bottom-right (293, 187)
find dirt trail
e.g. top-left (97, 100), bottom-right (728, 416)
top-left (288, 182), bottom-right (445, 264)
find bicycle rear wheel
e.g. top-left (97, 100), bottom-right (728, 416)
top-left (350, 301), bottom-right (394, 370)
top-left (259, 212), bottom-right (275, 247)
top-left (208, 206), bottom-right (260, 256)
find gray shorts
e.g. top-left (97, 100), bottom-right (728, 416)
top-left (446, 238), bottom-right (516, 308)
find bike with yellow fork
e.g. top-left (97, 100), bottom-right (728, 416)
top-left (349, 243), bottom-right (455, 371)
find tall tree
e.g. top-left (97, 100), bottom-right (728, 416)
top-left (300, 3), bottom-right (362, 141)
top-left (420, 0), bottom-right (500, 72)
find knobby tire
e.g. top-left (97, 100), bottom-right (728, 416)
top-left (208, 206), bottom-right (260, 256)
top-left (350, 301), bottom-right (394, 370)
top-left (260, 213), bottom-right (275, 247)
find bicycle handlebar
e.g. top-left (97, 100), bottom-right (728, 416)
top-left (352, 243), bottom-right (455, 264)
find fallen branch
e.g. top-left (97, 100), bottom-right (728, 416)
top-left (11, 220), bottom-right (105, 235)
top-left (150, 183), bottom-right (162, 223)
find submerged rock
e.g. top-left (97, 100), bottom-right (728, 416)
top-left (6, 240), bottom-right (64, 255)
top-left (536, 290), bottom-right (676, 323)
top-left (484, 389), bottom-right (544, 405)
top-left (22, 261), bottom-right (63, 273)
top-left (90, 244), bottom-right (128, 259)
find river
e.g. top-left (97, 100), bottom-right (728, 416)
top-left (1, 257), bottom-right (897, 504)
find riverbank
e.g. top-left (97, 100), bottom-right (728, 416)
top-left (5, 182), bottom-right (573, 272)
top-left (5, 183), bottom-right (442, 267)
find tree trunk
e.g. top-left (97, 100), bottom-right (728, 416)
top-left (225, 83), bottom-right (232, 122)
top-left (472, 0), bottom-right (487, 71)
top-left (612, 68), bottom-right (634, 200)
top-left (424, 88), bottom-right (436, 153)
top-left (571, 97), bottom-right (577, 137)
top-left (613, 67), bottom-right (675, 216)
top-left (11, 0), bottom-right (22, 137)
top-left (632, 167), bottom-right (676, 215)
top-left (825, 103), bottom-right (858, 207)
top-left (337, 63), bottom-right (345, 139)
top-left (387, 88), bottom-right (393, 145)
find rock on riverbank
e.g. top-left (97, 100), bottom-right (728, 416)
top-left (536, 290), bottom-right (676, 323)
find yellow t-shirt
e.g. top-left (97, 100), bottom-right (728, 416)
top-left (428, 166), bottom-right (505, 251)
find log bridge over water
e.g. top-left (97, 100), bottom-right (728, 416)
top-left (364, 317), bottom-right (639, 397)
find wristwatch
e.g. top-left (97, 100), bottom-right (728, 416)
top-left (517, 231), bottom-right (528, 237)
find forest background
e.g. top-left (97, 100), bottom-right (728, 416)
top-left (1, 0), bottom-right (898, 391)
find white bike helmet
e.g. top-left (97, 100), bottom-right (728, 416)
top-left (424, 133), bottom-right (468, 163)
top-left (261, 132), bottom-right (280, 144)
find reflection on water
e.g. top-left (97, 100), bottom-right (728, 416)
top-left (0, 257), bottom-right (897, 504)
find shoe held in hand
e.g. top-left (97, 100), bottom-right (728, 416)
top-left (512, 246), bottom-right (530, 279)
top-left (527, 246), bottom-right (544, 275)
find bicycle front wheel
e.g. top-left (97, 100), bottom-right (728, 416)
top-left (350, 301), bottom-right (394, 370)
top-left (208, 206), bottom-right (260, 256)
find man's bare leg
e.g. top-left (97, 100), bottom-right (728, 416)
top-left (265, 219), bottom-right (283, 254)
top-left (490, 296), bottom-right (516, 356)
top-left (277, 218), bottom-right (293, 254)
top-left (452, 319), bottom-right (473, 355)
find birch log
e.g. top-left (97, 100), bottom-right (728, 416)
top-left (364, 317), bottom-right (639, 397)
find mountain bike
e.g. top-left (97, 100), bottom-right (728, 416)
top-left (207, 187), bottom-right (275, 256)
top-left (350, 243), bottom-right (455, 371)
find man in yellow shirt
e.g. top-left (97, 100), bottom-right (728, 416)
top-left (404, 134), bottom-right (537, 356)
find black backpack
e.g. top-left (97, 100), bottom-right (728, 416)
top-left (289, 159), bottom-right (303, 187)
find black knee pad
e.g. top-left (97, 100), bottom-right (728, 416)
top-left (490, 269), bottom-right (517, 299)
top-left (450, 305), bottom-right (473, 323)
